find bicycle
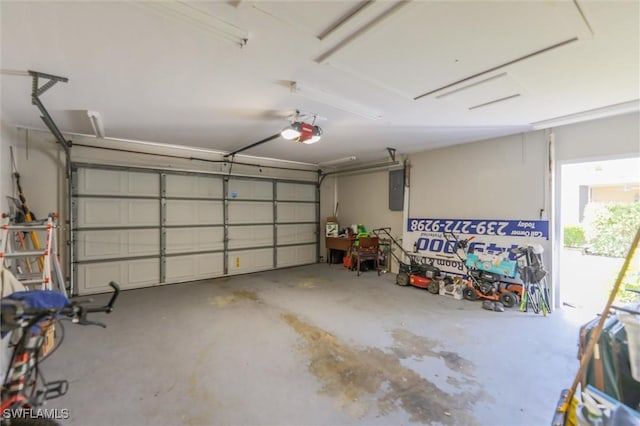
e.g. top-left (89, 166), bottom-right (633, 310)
top-left (1, 282), bottom-right (120, 425)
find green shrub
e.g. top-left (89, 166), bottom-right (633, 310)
top-left (563, 225), bottom-right (586, 247)
top-left (615, 263), bottom-right (640, 303)
top-left (583, 202), bottom-right (640, 257)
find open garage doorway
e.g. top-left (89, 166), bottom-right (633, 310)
top-left (560, 156), bottom-right (640, 320)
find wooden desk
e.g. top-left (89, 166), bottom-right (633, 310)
top-left (325, 237), bottom-right (355, 263)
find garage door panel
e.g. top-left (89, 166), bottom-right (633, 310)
top-left (277, 203), bottom-right (316, 223)
top-left (127, 173), bottom-right (159, 196)
top-left (77, 229), bottom-right (159, 261)
top-left (277, 245), bottom-right (317, 268)
top-left (77, 199), bottom-right (159, 227)
top-left (165, 253), bottom-right (224, 283)
top-left (165, 200), bottom-right (223, 225)
top-left (228, 225), bottom-right (273, 249)
top-left (277, 182), bottom-right (315, 201)
top-left (228, 201), bottom-right (273, 224)
top-left (165, 174), bottom-right (223, 198)
top-left (228, 249), bottom-right (273, 275)
top-left (277, 224), bottom-right (316, 245)
top-left (228, 179), bottom-right (272, 200)
top-left (77, 168), bottom-right (158, 196)
top-left (74, 164), bottom-right (319, 294)
top-left (127, 201), bottom-right (160, 225)
top-left (165, 227), bottom-right (224, 254)
top-left (77, 258), bottom-right (159, 295)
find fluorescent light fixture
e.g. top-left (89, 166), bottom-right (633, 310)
top-left (291, 82), bottom-right (382, 120)
top-left (86, 110), bottom-right (105, 138)
top-left (531, 99), bottom-right (640, 130)
top-left (319, 156), bottom-right (357, 166)
top-left (140, 1), bottom-right (249, 47)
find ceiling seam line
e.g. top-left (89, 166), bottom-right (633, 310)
top-left (468, 94), bottom-right (522, 110)
top-left (317, 0), bottom-right (373, 40)
top-left (414, 37), bottom-right (579, 100)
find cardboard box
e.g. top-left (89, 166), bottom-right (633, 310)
top-left (439, 278), bottom-right (464, 300)
top-left (38, 320), bottom-right (56, 357)
top-left (326, 223), bottom-right (338, 237)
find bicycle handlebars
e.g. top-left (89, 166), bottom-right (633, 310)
top-left (2, 281), bottom-right (120, 332)
top-left (74, 281), bottom-right (119, 327)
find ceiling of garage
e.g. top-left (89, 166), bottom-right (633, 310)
top-left (1, 1), bottom-right (638, 165)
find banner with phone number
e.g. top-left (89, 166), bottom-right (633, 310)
top-left (405, 218), bottom-right (549, 279)
top-left (407, 218), bottom-right (549, 239)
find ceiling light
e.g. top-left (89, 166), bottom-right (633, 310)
top-left (281, 121), bottom-right (322, 144)
top-left (87, 110), bottom-right (105, 138)
top-left (291, 82), bottom-right (382, 120)
top-left (281, 122), bottom-right (302, 140)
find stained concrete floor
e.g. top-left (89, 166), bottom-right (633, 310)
top-left (45, 264), bottom-right (582, 425)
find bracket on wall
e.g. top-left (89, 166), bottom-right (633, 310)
top-left (29, 71), bottom-right (72, 155)
top-left (24, 70), bottom-right (75, 295)
top-left (387, 147), bottom-right (396, 162)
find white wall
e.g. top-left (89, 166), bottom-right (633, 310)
top-left (381, 111), bottom-right (639, 309)
top-left (0, 122), bottom-right (21, 378)
top-left (319, 175), bottom-right (338, 261)
top-left (554, 112), bottom-right (640, 163)
top-left (404, 130), bottom-right (552, 302)
top-left (409, 131), bottom-right (548, 219)
top-left (336, 169), bottom-right (404, 272)
top-left (11, 129), bottom-right (65, 220)
top-left (1, 120), bottom-right (18, 215)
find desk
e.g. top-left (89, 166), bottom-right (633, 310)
top-left (325, 237), bottom-right (354, 263)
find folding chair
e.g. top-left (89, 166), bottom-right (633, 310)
top-left (353, 237), bottom-right (380, 276)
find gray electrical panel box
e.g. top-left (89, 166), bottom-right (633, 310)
top-left (389, 169), bottom-right (404, 211)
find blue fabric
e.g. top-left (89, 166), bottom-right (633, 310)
top-left (2, 291), bottom-right (69, 336)
top-left (5, 290), bottom-right (69, 310)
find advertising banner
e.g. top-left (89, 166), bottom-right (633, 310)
top-left (405, 218), bottom-right (549, 278)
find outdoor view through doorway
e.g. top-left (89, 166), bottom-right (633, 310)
top-left (560, 156), bottom-right (640, 321)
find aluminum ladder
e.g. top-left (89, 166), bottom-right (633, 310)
top-left (0, 214), bottom-right (66, 297)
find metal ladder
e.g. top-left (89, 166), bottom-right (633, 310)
top-left (0, 213), bottom-right (66, 297)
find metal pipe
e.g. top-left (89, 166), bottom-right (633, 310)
top-left (72, 143), bottom-right (317, 173)
top-left (224, 133), bottom-right (282, 157)
top-left (321, 160), bottom-right (400, 177)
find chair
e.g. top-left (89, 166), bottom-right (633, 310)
top-left (353, 237), bottom-right (380, 276)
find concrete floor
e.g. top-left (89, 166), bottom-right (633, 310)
top-left (45, 263), bottom-right (582, 426)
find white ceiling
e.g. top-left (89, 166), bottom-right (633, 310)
top-left (1, 1), bottom-right (639, 165)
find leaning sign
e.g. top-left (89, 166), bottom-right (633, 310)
top-left (405, 218), bottom-right (549, 277)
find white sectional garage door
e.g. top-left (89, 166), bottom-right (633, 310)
top-left (72, 164), bottom-right (318, 295)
